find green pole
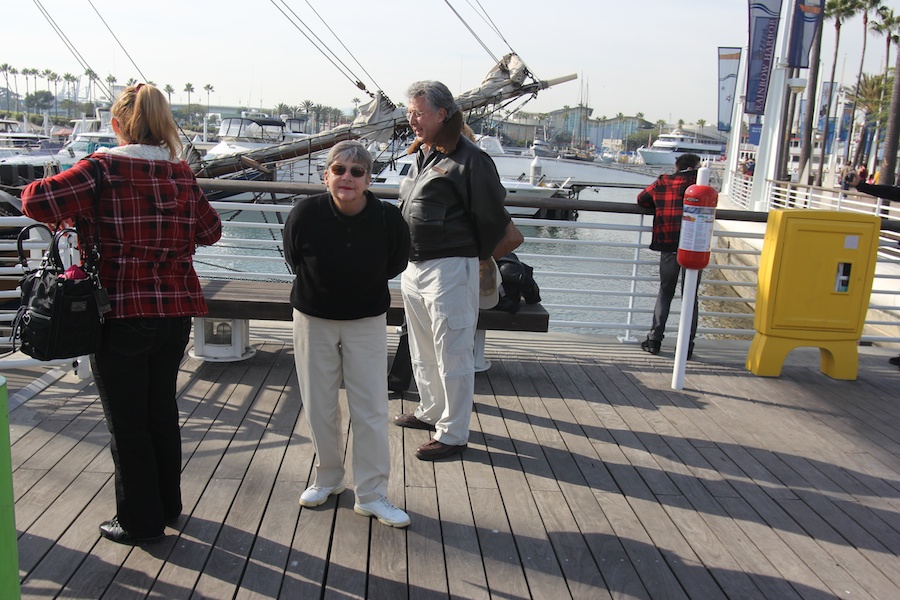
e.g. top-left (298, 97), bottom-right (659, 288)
top-left (0, 376), bottom-right (21, 599)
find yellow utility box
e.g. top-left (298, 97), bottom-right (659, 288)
top-left (747, 209), bottom-right (881, 380)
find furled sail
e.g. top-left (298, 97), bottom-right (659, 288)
top-left (194, 54), bottom-right (575, 180)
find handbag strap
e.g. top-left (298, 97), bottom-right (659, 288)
top-left (79, 157), bottom-right (104, 274)
top-left (16, 223), bottom-right (53, 271)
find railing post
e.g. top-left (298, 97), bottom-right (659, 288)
top-left (0, 376), bottom-right (21, 599)
top-left (619, 214), bottom-right (645, 343)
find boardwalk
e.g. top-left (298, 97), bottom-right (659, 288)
top-left (7, 324), bottom-right (900, 599)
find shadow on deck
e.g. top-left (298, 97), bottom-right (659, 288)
top-left (7, 324), bottom-right (900, 599)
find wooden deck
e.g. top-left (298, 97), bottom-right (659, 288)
top-left (6, 325), bottom-right (900, 599)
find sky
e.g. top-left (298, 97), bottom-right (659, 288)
top-left (4, 0), bottom-right (895, 126)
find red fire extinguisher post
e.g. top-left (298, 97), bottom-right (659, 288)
top-left (671, 166), bottom-right (718, 390)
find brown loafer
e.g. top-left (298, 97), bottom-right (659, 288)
top-left (415, 439), bottom-right (467, 461)
top-left (393, 414), bottom-right (436, 431)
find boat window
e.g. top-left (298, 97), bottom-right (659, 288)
top-left (399, 164), bottom-right (411, 176)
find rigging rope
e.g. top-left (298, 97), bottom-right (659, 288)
top-left (269, 0), bottom-right (375, 98)
top-left (441, 0), bottom-right (497, 63)
top-left (31, 0), bottom-right (112, 100)
top-left (86, 0), bottom-right (151, 85)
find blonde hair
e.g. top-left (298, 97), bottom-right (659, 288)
top-left (111, 84), bottom-right (182, 160)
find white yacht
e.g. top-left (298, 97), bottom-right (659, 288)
top-left (0, 118), bottom-right (50, 149)
top-left (636, 130), bottom-right (727, 166)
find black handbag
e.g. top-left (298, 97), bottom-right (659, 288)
top-left (12, 158), bottom-right (111, 360)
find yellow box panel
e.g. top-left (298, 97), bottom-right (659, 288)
top-left (754, 210), bottom-right (880, 340)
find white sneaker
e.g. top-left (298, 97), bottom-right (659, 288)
top-left (354, 496), bottom-right (410, 528)
top-left (299, 484), bottom-right (345, 507)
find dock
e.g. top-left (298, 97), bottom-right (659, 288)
top-left (7, 326), bottom-right (900, 599)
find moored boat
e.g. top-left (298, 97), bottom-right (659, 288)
top-left (637, 129), bottom-right (726, 166)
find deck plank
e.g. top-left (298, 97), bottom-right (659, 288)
top-left (8, 330), bottom-right (900, 599)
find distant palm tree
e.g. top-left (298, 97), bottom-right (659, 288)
top-left (656, 119), bottom-right (666, 135)
top-left (697, 118), bottom-right (706, 137)
top-left (106, 74), bottom-right (117, 100)
top-left (313, 103), bottom-right (325, 133)
top-left (84, 68), bottom-right (97, 104)
top-left (677, 118), bottom-right (685, 129)
top-left (164, 84), bottom-right (174, 105)
top-left (817, 0), bottom-right (858, 186)
top-left (41, 68), bottom-right (52, 92)
top-left (301, 100), bottom-right (314, 133)
top-left (616, 112), bottom-right (625, 143)
top-left (9, 67), bottom-right (20, 113)
top-left (63, 73), bottom-right (75, 117)
top-left (204, 84), bottom-right (214, 119)
top-left (184, 83), bottom-right (195, 109)
top-left (126, 78), bottom-right (137, 87)
top-left (50, 72), bottom-right (59, 115)
top-left (0, 63), bottom-right (10, 111)
top-left (352, 96), bottom-right (361, 117)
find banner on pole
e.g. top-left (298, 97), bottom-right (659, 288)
top-left (718, 47), bottom-right (742, 132)
top-left (745, 0), bottom-right (782, 115)
top-left (787, 0), bottom-right (823, 68)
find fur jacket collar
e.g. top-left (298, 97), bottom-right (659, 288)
top-left (407, 110), bottom-right (464, 156)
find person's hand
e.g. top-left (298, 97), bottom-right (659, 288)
top-left (845, 171), bottom-right (861, 188)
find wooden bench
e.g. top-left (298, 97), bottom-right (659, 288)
top-left (196, 278), bottom-right (550, 362)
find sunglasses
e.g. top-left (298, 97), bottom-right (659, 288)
top-left (329, 164), bottom-right (368, 178)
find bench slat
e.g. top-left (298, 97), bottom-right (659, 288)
top-left (200, 279), bottom-right (549, 333)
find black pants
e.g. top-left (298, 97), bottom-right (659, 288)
top-left (90, 316), bottom-right (191, 537)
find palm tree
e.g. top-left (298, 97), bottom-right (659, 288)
top-left (313, 103), bottom-right (325, 133)
top-left (352, 97), bottom-right (361, 117)
top-left (868, 7), bottom-right (899, 173)
top-left (9, 67), bottom-right (20, 114)
top-left (126, 78), bottom-right (137, 87)
top-left (301, 100), bottom-right (314, 133)
top-left (845, 0), bottom-right (882, 165)
top-left (816, 0), bottom-right (859, 186)
top-left (184, 83), bottom-right (195, 109)
top-left (697, 118), bottom-right (707, 137)
top-left (656, 119), bottom-right (666, 135)
top-left (84, 68), bottom-right (97, 104)
top-left (105, 74), bottom-right (117, 101)
top-left (41, 68), bottom-right (52, 92)
top-left (164, 84), bottom-right (174, 105)
top-left (615, 112), bottom-right (626, 145)
top-left (0, 63), bottom-right (10, 112)
top-left (203, 83), bottom-right (214, 119)
top-left (878, 32), bottom-right (900, 186)
top-left (677, 118), bottom-right (685, 129)
top-left (847, 73), bottom-right (888, 167)
top-left (62, 73), bottom-right (75, 118)
top-left (50, 72), bottom-right (59, 116)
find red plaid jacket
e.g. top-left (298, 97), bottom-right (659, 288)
top-left (22, 152), bottom-right (222, 319)
top-left (636, 169), bottom-right (698, 252)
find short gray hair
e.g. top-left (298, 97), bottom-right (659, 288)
top-left (407, 80), bottom-right (458, 121)
top-left (326, 140), bottom-right (373, 174)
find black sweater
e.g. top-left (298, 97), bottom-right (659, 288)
top-left (282, 191), bottom-right (410, 320)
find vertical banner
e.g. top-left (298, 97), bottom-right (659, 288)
top-left (718, 47), bottom-right (742, 132)
top-left (745, 0), bottom-right (782, 115)
top-left (838, 102), bottom-right (853, 142)
top-left (787, 0), bottom-right (824, 68)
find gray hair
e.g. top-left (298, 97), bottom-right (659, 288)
top-left (326, 140), bottom-right (373, 174)
top-left (406, 80), bottom-right (459, 121)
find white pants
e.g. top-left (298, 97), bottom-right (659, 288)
top-left (292, 310), bottom-right (390, 504)
top-left (401, 257), bottom-right (478, 446)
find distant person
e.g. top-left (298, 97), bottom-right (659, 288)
top-left (22, 83), bottom-right (223, 545)
top-left (637, 153), bottom-right (702, 359)
top-left (283, 140), bottom-right (412, 527)
top-left (744, 158), bottom-right (755, 176)
top-left (845, 170), bottom-right (900, 368)
top-left (394, 80), bottom-right (511, 461)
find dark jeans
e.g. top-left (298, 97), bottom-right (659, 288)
top-left (90, 316), bottom-right (191, 537)
top-left (649, 251), bottom-right (701, 343)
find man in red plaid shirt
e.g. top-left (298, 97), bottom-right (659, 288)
top-left (637, 153), bottom-right (701, 358)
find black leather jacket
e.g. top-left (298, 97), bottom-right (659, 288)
top-left (399, 131), bottom-right (509, 262)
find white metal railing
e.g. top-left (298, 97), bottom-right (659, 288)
top-left (2, 191), bottom-right (899, 371)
